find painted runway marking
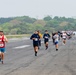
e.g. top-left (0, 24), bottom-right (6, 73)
top-left (14, 45), bottom-right (30, 49)
top-left (13, 40), bottom-right (52, 49)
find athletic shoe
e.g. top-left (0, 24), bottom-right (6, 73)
top-left (45, 46), bottom-right (48, 50)
top-left (56, 49), bottom-right (58, 51)
top-left (35, 51), bottom-right (37, 56)
top-left (45, 47), bottom-right (47, 50)
top-left (2, 61), bottom-right (4, 64)
top-left (0, 57), bottom-right (1, 62)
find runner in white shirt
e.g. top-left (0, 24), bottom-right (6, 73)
top-left (62, 32), bottom-right (67, 45)
top-left (53, 32), bottom-right (59, 51)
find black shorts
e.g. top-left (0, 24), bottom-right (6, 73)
top-left (33, 43), bottom-right (39, 47)
top-left (44, 40), bottom-right (49, 44)
top-left (63, 38), bottom-right (66, 40)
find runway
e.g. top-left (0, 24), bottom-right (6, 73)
top-left (0, 36), bottom-right (76, 75)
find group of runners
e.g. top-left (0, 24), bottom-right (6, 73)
top-left (30, 30), bottom-right (73, 56)
top-left (0, 30), bottom-right (73, 64)
top-left (30, 30), bottom-right (51, 56)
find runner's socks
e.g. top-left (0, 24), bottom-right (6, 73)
top-left (35, 51), bottom-right (37, 56)
top-left (46, 45), bottom-right (48, 50)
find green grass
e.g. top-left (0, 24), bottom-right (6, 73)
top-left (6, 34), bottom-right (31, 39)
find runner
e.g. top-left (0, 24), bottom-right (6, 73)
top-left (37, 30), bottom-right (42, 49)
top-left (53, 32), bottom-right (59, 51)
top-left (58, 31), bottom-right (61, 40)
top-left (52, 32), bottom-right (55, 45)
top-left (43, 30), bottom-right (50, 50)
top-left (0, 31), bottom-right (8, 64)
top-left (62, 32), bottom-right (67, 45)
top-left (30, 31), bottom-right (40, 56)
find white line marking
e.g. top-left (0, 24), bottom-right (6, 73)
top-left (14, 45), bottom-right (30, 49)
top-left (13, 40), bottom-right (52, 49)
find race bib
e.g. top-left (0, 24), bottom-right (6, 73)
top-left (63, 36), bottom-right (66, 39)
top-left (45, 36), bottom-right (48, 39)
top-left (35, 38), bottom-right (38, 41)
top-left (0, 43), bottom-right (4, 47)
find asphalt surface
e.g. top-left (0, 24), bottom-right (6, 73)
top-left (0, 36), bottom-right (76, 75)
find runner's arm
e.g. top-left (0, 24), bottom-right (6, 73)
top-left (4, 36), bottom-right (8, 43)
top-left (30, 34), bottom-right (35, 40)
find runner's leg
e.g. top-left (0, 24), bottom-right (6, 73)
top-left (35, 46), bottom-right (38, 56)
top-left (56, 44), bottom-right (58, 51)
top-left (45, 42), bottom-right (48, 50)
top-left (1, 52), bottom-right (4, 64)
top-left (0, 51), bottom-right (1, 61)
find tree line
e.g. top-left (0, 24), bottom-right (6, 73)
top-left (0, 16), bottom-right (76, 34)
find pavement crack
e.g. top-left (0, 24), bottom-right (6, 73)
top-left (4, 67), bottom-right (21, 75)
top-left (64, 65), bottom-right (76, 75)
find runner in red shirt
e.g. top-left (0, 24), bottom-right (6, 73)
top-left (0, 31), bottom-right (8, 64)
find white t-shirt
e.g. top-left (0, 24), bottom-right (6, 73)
top-left (54, 34), bottom-right (59, 42)
top-left (62, 33), bottom-right (67, 39)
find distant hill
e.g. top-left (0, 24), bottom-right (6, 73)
top-left (0, 17), bottom-right (14, 24)
top-left (0, 16), bottom-right (76, 34)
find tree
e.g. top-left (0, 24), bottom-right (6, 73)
top-left (43, 16), bottom-right (52, 21)
top-left (45, 20), bottom-right (59, 28)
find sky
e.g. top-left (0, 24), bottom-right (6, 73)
top-left (0, 0), bottom-right (76, 19)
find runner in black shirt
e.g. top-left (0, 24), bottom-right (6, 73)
top-left (43, 30), bottom-right (50, 50)
top-left (30, 31), bottom-right (40, 56)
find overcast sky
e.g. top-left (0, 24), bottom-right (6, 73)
top-left (0, 0), bottom-right (76, 19)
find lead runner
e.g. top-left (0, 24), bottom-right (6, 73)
top-left (0, 31), bottom-right (8, 64)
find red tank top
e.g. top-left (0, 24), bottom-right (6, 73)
top-left (0, 35), bottom-right (5, 48)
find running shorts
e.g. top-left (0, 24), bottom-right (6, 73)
top-left (54, 41), bottom-right (58, 45)
top-left (44, 39), bottom-right (49, 44)
top-left (63, 38), bottom-right (66, 40)
top-left (33, 43), bottom-right (39, 47)
top-left (0, 48), bottom-right (6, 53)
